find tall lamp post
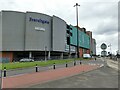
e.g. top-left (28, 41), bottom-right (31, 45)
top-left (74, 3), bottom-right (80, 58)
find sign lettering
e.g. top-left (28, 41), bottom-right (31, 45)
top-left (29, 17), bottom-right (49, 24)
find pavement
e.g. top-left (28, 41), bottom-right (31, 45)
top-left (1, 57), bottom-right (118, 89)
top-left (105, 58), bottom-right (119, 70)
top-left (2, 63), bottom-right (101, 88)
top-left (29, 58), bottom-right (118, 88)
top-left (30, 66), bottom-right (118, 88)
top-left (1, 59), bottom-right (104, 77)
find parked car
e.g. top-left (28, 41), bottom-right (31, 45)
top-left (19, 58), bottom-right (34, 62)
top-left (83, 54), bottom-right (91, 59)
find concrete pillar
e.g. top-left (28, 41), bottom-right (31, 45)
top-left (29, 52), bottom-right (32, 58)
top-left (80, 48), bottom-right (83, 57)
top-left (75, 52), bottom-right (77, 58)
top-left (75, 47), bottom-right (77, 58)
top-left (61, 53), bottom-right (63, 59)
top-left (69, 53), bottom-right (71, 58)
top-left (48, 51), bottom-right (51, 60)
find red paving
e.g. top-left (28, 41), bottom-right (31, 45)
top-left (2, 64), bottom-right (100, 88)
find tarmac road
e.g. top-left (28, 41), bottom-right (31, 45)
top-left (30, 66), bottom-right (118, 88)
top-left (29, 57), bottom-right (119, 88)
top-left (1, 57), bottom-right (118, 89)
top-left (1, 58), bottom-right (105, 77)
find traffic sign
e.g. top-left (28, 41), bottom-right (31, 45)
top-left (101, 43), bottom-right (107, 50)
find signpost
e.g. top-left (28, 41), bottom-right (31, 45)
top-left (101, 43), bottom-right (107, 57)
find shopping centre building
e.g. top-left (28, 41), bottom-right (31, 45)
top-left (0, 10), bottom-right (96, 62)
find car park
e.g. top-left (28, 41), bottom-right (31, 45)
top-left (19, 58), bottom-right (34, 62)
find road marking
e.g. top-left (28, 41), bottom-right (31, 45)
top-left (100, 64), bottom-right (104, 67)
top-left (88, 63), bottom-right (104, 67)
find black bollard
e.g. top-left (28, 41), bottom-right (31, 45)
top-left (53, 63), bottom-right (56, 69)
top-left (36, 64), bottom-right (38, 72)
top-left (74, 60), bottom-right (76, 66)
top-left (4, 67), bottom-right (6, 77)
top-left (66, 62), bottom-right (68, 67)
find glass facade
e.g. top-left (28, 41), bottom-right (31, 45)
top-left (70, 25), bottom-right (90, 49)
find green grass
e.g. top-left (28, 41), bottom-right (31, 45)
top-left (0, 58), bottom-right (92, 70)
top-left (1, 59), bottom-right (73, 70)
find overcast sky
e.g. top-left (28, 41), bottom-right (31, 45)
top-left (0, 0), bottom-right (119, 55)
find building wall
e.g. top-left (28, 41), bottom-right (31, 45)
top-left (70, 25), bottom-right (90, 49)
top-left (79, 48), bottom-right (83, 57)
top-left (0, 12), bottom-right (2, 51)
top-left (92, 38), bottom-right (96, 55)
top-left (0, 11), bottom-right (68, 61)
top-left (25, 12), bottom-right (52, 51)
top-left (79, 48), bottom-right (90, 57)
top-left (2, 11), bottom-right (25, 51)
top-left (2, 52), bottom-right (13, 62)
top-left (79, 30), bottom-right (90, 49)
top-left (86, 31), bottom-right (93, 55)
top-left (87, 49), bottom-right (90, 54)
top-left (70, 25), bottom-right (77, 46)
top-left (0, 10), bottom-right (96, 61)
top-left (52, 15), bottom-right (66, 51)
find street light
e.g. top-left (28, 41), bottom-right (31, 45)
top-left (74, 3), bottom-right (80, 58)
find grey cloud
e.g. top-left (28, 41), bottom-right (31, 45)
top-left (94, 20), bottom-right (118, 35)
top-left (95, 33), bottom-right (118, 53)
top-left (79, 2), bottom-right (117, 20)
top-left (75, 2), bottom-right (118, 36)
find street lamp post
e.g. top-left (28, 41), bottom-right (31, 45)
top-left (74, 3), bottom-right (80, 58)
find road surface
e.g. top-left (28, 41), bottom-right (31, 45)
top-left (1, 57), bottom-right (119, 89)
top-left (1, 58), bottom-right (104, 77)
top-left (29, 66), bottom-right (118, 88)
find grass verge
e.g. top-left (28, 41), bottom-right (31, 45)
top-left (0, 58), bottom-right (92, 70)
